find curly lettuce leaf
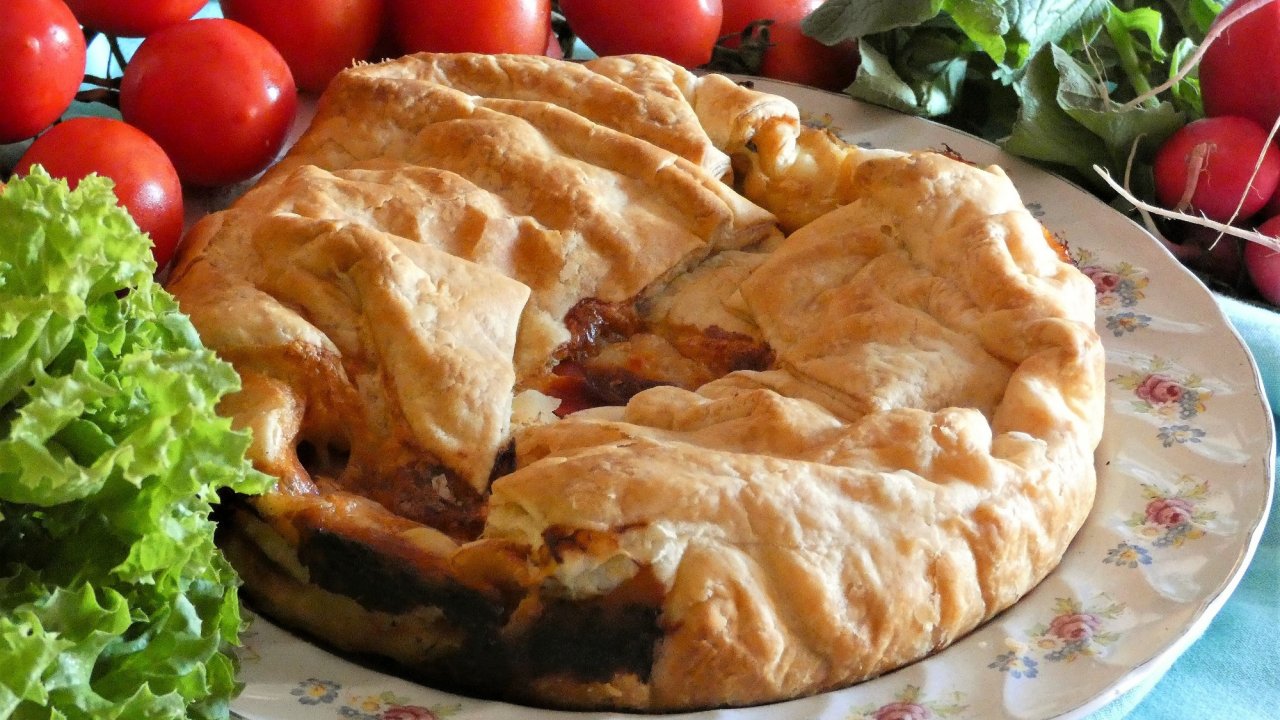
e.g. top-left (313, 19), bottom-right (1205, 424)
top-left (0, 169), bottom-right (271, 720)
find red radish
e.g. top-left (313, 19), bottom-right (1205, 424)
top-left (1170, 224), bottom-right (1246, 289)
top-left (1153, 116), bottom-right (1280, 223)
top-left (1245, 215), bottom-right (1280, 305)
top-left (1266, 182), bottom-right (1280, 218)
top-left (1200, 0), bottom-right (1280, 131)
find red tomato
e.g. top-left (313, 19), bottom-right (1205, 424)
top-left (561, 0), bottom-right (723, 68)
top-left (545, 27), bottom-right (565, 59)
top-left (221, 0), bottom-right (383, 93)
top-left (758, 19), bottom-right (858, 90)
top-left (15, 117), bottom-right (185, 268)
top-left (721, 0), bottom-right (814, 35)
top-left (0, 0), bottom-right (86, 143)
top-left (388, 0), bottom-right (550, 55)
top-left (1200, 0), bottom-right (1280, 130)
top-left (64, 0), bottom-right (207, 37)
top-left (120, 18), bottom-right (298, 187)
top-left (721, 0), bottom-right (857, 90)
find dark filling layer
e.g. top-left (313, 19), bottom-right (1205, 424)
top-left (559, 298), bottom-right (644, 362)
top-left (292, 526), bottom-right (665, 694)
top-left (353, 461), bottom-right (487, 541)
top-left (580, 365), bottom-right (670, 406)
top-left (523, 568), bottom-right (665, 684)
top-left (545, 297), bottom-right (775, 413)
top-left (679, 324), bottom-right (777, 375)
top-left (299, 528), bottom-right (504, 621)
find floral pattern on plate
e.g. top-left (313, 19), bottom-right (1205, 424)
top-left (849, 685), bottom-right (968, 720)
top-left (1130, 475), bottom-right (1216, 547)
top-left (989, 596), bottom-right (1128, 678)
top-left (1075, 248), bottom-right (1153, 337)
top-left (1111, 357), bottom-right (1213, 446)
top-left (1103, 311), bottom-right (1155, 337)
top-left (1104, 474), bottom-right (1220, 568)
top-left (1077, 249), bottom-right (1150, 308)
top-left (290, 680), bottom-right (461, 720)
top-left (800, 109), bottom-right (843, 135)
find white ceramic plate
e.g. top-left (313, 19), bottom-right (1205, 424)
top-left (228, 79), bottom-right (1275, 720)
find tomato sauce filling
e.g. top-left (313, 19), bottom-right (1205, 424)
top-left (537, 297), bottom-right (775, 416)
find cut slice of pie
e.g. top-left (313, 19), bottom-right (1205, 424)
top-left (167, 52), bottom-right (1104, 711)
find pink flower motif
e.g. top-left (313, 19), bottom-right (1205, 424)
top-left (1145, 497), bottom-right (1194, 527)
top-left (1083, 266), bottom-right (1122, 293)
top-left (1047, 612), bottom-right (1102, 642)
top-left (1135, 373), bottom-right (1184, 405)
top-left (381, 706), bottom-right (438, 720)
top-left (873, 702), bottom-right (933, 720)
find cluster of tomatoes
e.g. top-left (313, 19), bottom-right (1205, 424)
top-left (1149, 0), bottom-right (1280, 304)
top-left (2, 0), bottom-right (857, 271)
top-left (3, 0), bottom-right (301, 268)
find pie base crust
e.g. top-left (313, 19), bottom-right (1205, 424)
top-left (168, 53), bottom-right (1105, 711)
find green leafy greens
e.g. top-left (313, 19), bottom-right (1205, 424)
top-left (0, 169), bottom-right (271, 720)
top-left (805, 0), bottom-right (1224, 193)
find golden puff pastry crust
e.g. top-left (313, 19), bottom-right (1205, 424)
top-left (168, 52), bottom-right (1104, 711)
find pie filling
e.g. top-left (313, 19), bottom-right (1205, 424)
top-left (536, 296), bottom-right (775, 416)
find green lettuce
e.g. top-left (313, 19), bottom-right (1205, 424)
top-left (0, 169), bottom-right (271, 720)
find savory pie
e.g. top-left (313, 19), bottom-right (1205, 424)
top-left (167, 52), bottom-right (1104, 711)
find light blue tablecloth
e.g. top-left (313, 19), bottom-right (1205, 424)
top-left (1091, 295), bottom-right (1280, 720)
